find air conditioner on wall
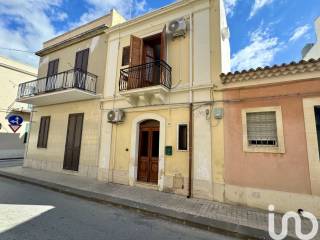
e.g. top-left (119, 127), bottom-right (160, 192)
top-left (168, 18), bottom-right (187, 38)
top-left (107, 109), bottom-right (125, 123)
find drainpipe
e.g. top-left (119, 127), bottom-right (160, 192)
top-left (187, 12), bottom-right (193, 199)
top-left (187, 103), bottom-right (193, 198)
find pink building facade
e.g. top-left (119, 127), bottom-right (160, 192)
top-left (221, 59), bottom-right (320, 216)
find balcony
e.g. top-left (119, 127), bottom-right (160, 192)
top-left (119, 60), bottom-right (172, 105)
top-left (17, 69), bottom-right (99, 106)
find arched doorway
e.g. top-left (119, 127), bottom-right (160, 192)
top-left (137, 120), bottom-right (160, 183)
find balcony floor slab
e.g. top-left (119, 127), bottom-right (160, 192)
top-left (17, 89), bottom-right (101, 106)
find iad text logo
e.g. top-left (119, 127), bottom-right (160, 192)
top-left (268, 205), bottom-right (318, 240)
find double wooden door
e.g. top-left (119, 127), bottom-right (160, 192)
top-left (63, 113), bottom-right (84, 171)
top-left (137, 120), bottom-right (160, 184)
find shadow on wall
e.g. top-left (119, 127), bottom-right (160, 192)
top-left (0, 133), bottom-right (27, 159)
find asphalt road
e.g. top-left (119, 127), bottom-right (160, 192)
top-left (0, 160), bottom-right (246, 240)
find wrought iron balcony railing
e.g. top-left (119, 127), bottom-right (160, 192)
top-left (17, 69), bottom-right (97, 99)
top-left (119, 60), bottom-right (172, 92)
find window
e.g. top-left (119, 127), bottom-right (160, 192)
top-left (242, 106), bottom-right (285, 153)
top-left (315, 106), bottom-right (320, 159)
top-left (122, 46), bottom-right (130, 66)
top-left (246, 111), bottom-right (278, 146)
top-left (178, 124), bottom-right (188, 151)
top-left (37, 116), bottom-right (50, 148)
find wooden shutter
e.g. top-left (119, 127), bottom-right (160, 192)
top-left (81, 49), bottom-right (89, 72)
top-left (37, 116), bottom-right (50, 148)
top-left (75, 48), bottom-right (89, 72)
top-left (47, 59), bottom-right (59, 77)
top-left (129, 35), bottom-right (143, 67)
top-left (160, 25), bottom-right (167, 61)
top-left (75, 51), bottom-right (82, 70)
top-left (122, 46), bottom-right (130, 66)
top-left (63, 113), bottom-right (84, 171)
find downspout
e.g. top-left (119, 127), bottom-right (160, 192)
top-left (187, 102), bottom-right (193, 198)
top-left (187, 12), bottom-right (193, 198)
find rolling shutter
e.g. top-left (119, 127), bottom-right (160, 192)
top-left (246, 111), bottom-right (278, 146)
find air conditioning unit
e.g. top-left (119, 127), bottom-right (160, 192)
top-left (107, 109), bottom-right (125, 123)
top-left (168, 18), bottom-right (187, 38)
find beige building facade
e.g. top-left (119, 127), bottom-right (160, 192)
top-left (17, 0), bottom-right (320, 217)
top-left (19, 0), bottom-right (231, 201)
top-left (0, 56), bottom-right (37, 159)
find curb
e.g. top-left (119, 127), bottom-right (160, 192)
top-left (0, 170), bottom-right (296, 240)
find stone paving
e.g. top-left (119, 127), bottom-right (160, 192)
top-left (0, 166), bottom-right (319, 240)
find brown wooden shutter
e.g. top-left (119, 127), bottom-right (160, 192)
top-left (75, 48), bottom-right (89, 72)
top-left (43, 117), bottom-right (50, 148)
top-left (47, 59), bottom-right (59, 77)
top-left (129, 35), bottom-right (143, 67)
top-left (81, 49), bottom-right (89, 72)
top-left (122, 46), bottom-right (130, 66)
top-left (160, 25), bottom-right (167, 61)
top-left (37, 116), bottom-right (50, 148)
top-left (75, 51), bottom-right (82, 70)
top-left (63, 113), bottom-right (84, 171)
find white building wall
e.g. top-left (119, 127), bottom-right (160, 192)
top-left (303, 17), bottom-right (320, 60)
top-left (0, 56), bottom-right (37, 159)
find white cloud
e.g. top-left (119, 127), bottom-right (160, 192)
top-left (224, 0), bottom-right (238, 16)
top-left (231, 27), bottom-right (281, 71)
top-left (289, 24), bottom-right (310, 42)
top-left (55, 11), bottom-right (68, 21)
top-left (0, 0), bottom-right (63, 67)
top-left (71, 0), bottom-right (148, 28)
top-left (249, 0), bottom-right (273, 19)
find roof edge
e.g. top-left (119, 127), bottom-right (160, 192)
top-left (220, 58), bottom-right (320, 84)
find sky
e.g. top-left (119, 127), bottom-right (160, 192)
top-left (0, 0), bottom-right (319, 72)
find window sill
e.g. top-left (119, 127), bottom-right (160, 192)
top-left (244, 146), bottom-right (285, 154)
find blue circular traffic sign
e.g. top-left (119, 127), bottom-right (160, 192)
top-left (8, 115), bottom-right (23, 125)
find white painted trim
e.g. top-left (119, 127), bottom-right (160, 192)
top-left (303, 97), bottom-right (320, 196)
top-left (129, 113), bottom-right (166, 191)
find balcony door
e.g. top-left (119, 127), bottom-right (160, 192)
top-left (74, 48), bottom-right (89, 89)
top-left (46, 59), bottom-right (59, 92)
top-left (63, 113), bottom-right (84, 171)
top-left (137, 120), bottom-right (160, 184)
top-left (128, 25), bottom-right (166, 90)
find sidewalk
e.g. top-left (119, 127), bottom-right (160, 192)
top-left (0, 166), bottom-right (318, 240)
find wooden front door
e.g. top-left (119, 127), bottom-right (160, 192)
top-left (63, 113), bottom-right (84, 171)
top-left (137, 120), bottom-right (160, 184)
